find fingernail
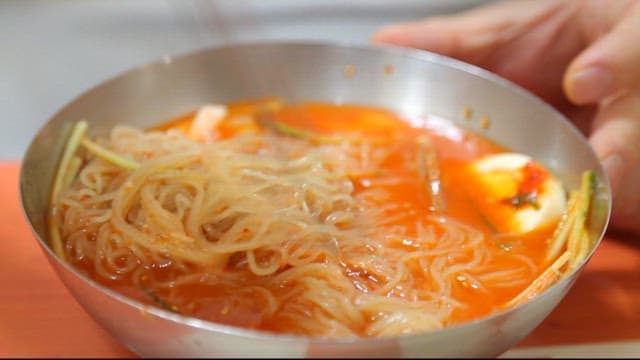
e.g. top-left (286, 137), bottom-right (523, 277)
top-left (601, 154), bottom-right (624, 195)
top-left (568, 66), bottom-right (614, 104)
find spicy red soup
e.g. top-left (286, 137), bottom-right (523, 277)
top-left (51, 99), bottom-right (566, 337)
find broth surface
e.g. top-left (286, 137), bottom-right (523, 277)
top-left (55, 99), bottom-right (561, 337)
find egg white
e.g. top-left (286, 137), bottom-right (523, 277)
top-left (470, 153), bottom-right (566, 234)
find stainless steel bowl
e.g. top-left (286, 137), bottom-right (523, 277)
top-left (19, 41), bottom-right (611, 358)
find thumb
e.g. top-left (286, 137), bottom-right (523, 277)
top-left (563, 2), bottom-right (640, 105)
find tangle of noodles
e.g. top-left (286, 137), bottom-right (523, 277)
top-left (50, 100), bottom-right (594, 338)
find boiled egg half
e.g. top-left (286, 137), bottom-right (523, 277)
top-left (468, 153), bottom-right (566, 234)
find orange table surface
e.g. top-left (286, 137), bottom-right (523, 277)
top-left (1, 161), bottom-right (639, 357)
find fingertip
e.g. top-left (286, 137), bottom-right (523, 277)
top-left (565, 2), bottom-right (640, 105)
top-left (370, 26), bottom-right (397, 44)
top-left (371, 24), bottom-right (414, 46)
top-left (564, 65), bottom-right (615, 105)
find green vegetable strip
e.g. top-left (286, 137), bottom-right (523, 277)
top-left (49, 121), bottom-right (141, 261)
top-left (62, 155), bottom-right (82, 189)
top-left (49, 121), bottom-right (89, 261)
top-left (80, 137), bottom-right (140, 170)
top-left (544, 192), bottom-right (578, 264)
top-left (261, 116), bottom-right (310, 140)
top-left (504, 250), bottom-right (570, 309)
top-left (566, 170), bottom-right (595, 272)
top-left (506, 170), bottom-right (596, 309)
top-left (255, 111), bottom-right (344, 144)
top-left (257, 113), bottom-right (310, 140)
top-left (573, 230), bottom-right (592, 270)
top-left (545, 170), bottom-right (595, 267)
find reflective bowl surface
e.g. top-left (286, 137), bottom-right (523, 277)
top-left (19, 41), bottom-right (611, 358)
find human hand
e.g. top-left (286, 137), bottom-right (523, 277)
top-left (372, 0), bottom-right (640, 234)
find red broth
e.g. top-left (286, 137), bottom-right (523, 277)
top-left (64, 99), bottom-right (558, 335)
